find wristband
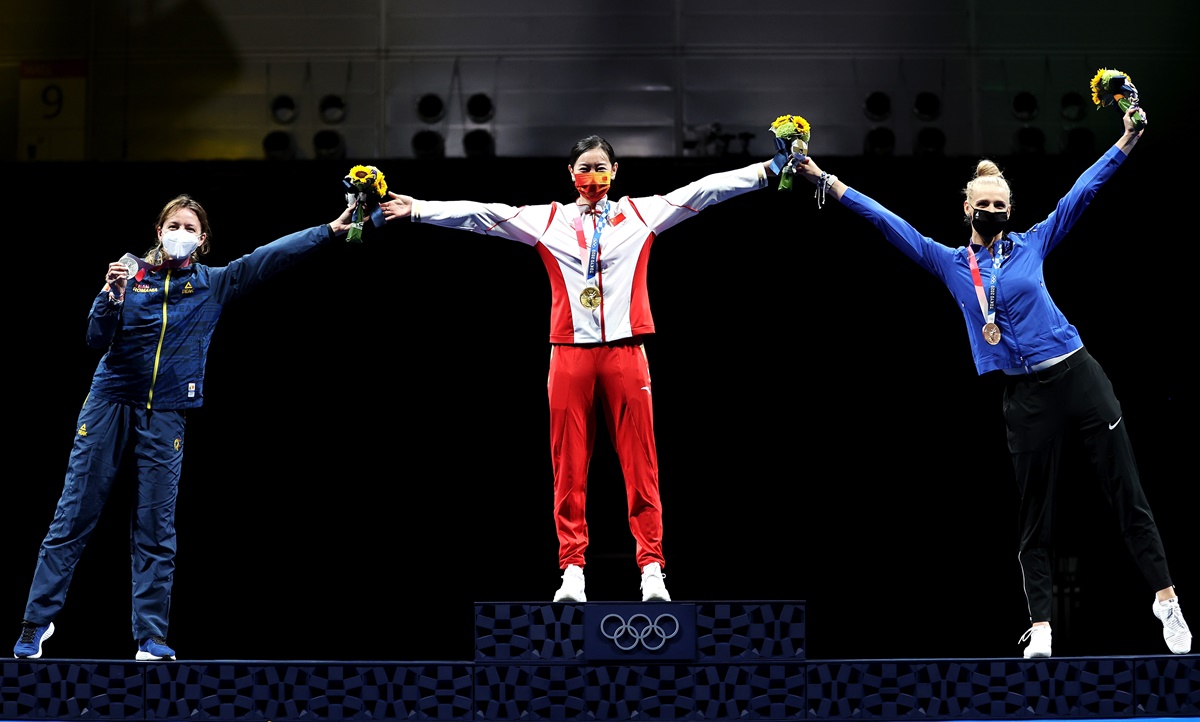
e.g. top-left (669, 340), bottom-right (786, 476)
top-left (815, 172), bottom-right (838, 209)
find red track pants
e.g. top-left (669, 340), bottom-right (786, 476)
top-left (548, 338), bottom-right (664, 571)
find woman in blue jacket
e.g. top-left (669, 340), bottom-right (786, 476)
top-left (13, 193), bottom-right (355, 661)
top-left (790, 106), bottom-right (1189, 659)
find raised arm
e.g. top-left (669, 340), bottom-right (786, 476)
top-left (87, 261), bottom-right (130, 349)
top-left (1115, 105), bottom-right (1145, 156)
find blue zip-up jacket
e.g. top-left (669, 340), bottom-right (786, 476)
top-left (838, 144), bottom-right (1126, 375)
top-left (85, 224), bottom-right (336, 409)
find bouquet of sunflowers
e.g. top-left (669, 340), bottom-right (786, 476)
top-left (1090, 68), bottom-right (1145, 131)
top-left (769, 114), bottom-right (811, 191)
top-left (343, 165), bottom-right (388, 242)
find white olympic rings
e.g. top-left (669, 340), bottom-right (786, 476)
top-left (600, 613), bottom-right (679, 651)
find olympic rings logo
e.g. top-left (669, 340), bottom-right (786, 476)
top-left (600, 613), bottom-right (679, 651)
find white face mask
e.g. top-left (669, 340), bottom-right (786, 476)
top-left (161, 229), bottom-right (200, 259)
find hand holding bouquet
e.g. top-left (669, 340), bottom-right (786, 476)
top-left (769, 114), bottom-right (811, 191)
top-left (1090, 68), bottom-right (1146, 131)
top-left (343, 165), bottom-right (388, 242)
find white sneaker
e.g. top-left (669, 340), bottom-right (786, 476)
top-left (553, 564), bottom-right (586, 602)
top-left (1019, 624), bottom-right (1052, 658)
top-left (640, 562), bottom-right (671, 601)
top-left (1152, 597), bottom-right (1192, 654)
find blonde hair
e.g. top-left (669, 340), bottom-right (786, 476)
top-left (963, 159), bottom-right (1011, 207)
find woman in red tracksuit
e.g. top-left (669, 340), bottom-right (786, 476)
top-left (377, 135), bottom-right (785, 603)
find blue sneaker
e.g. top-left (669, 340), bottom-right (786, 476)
top-left (136, 635), bottom-right (176, 661)
top-left (14, 621), bottom-right (54, 659)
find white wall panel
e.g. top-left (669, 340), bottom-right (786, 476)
top-left (384, 15), bottom-right (678, 53)
top-left (494, 58), bottom-right (677, 90)
top-left (679, 10), bottom-right (968, 49)
top-left (495, 125), bottom-right (675, 159)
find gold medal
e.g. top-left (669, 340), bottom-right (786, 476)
top-left (580, 286), bottom-right (602, 309)
top-left (982, 322), bottom-right (1001, 346)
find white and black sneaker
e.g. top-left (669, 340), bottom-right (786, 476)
top-left (1153, 597), bottom-right (1192, 654)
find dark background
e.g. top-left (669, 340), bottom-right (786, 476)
top-left (0, 136), bottom-right (1190, 663)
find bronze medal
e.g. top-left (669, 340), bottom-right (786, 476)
top-left (982, 322), bottom-right (1001, 346)
top-left (580, 286), bottom-right (602, 309)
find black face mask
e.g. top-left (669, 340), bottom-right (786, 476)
top-left (972, 208), bottom-right (1008, 240)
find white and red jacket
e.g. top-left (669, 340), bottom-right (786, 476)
top-left (411, 162), bottom-right (769, 344)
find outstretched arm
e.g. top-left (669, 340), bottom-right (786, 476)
top-left (212, 203), bottom-right (358, 303)
top-left (376, 189), bottom-right (551, 245)
top-left (1022, 105), bottom-right (1147, 256)
top-left (781, 152), bottom-right (959, 279)
top-left (791, 154), bottom-right (846, 202)
top-left (378, 192), bottom-right (415, 222)
top-left (327, 199), bottom-right (357, 236)
top-left (1115, 105), bottom-right (1145, 156)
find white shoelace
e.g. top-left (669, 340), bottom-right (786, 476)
top-left (1018, 626), bottom-right (1049, 644)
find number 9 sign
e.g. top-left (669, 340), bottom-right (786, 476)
top-left (18, 60), bottom-right (87, 161)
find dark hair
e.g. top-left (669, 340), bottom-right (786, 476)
top-left (145, 194), bottom-right (212, 263)
top-left (568, 135), bottom-right (616, 166)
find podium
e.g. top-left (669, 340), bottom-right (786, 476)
top-left (473, 601), bottom-right (806, 719)
top-left (3, 600), bottom-right (1197, 720)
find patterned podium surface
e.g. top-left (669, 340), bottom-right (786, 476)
top-left (2, 601), bottom-right (1196, 721)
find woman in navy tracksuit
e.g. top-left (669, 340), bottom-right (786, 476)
top-left (13, 193), bottom-right (355, 661)
top-left (791, 106), bottom-right (1190, 659)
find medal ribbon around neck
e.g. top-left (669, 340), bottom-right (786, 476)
top-left (966, 244), bottom-right (1000, 342)
top-left (574, 200), bottom-right (610, 288)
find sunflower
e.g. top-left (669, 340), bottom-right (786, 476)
top-left (770, 114), bottom-right (811, 142)
top-left (342, 165), bottom-right (388, 242)
top-left (1090, 68), bottom-right (1133, 108)
top-left (1091, 68), bottom-right (1113, 107)
top-left (346, 165), bottom-right (387, 198)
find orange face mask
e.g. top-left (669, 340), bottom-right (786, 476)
top-left (574, 171), bottom-right (611, 203)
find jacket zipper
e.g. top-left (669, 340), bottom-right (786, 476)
top-left (147, 270), bottom-right (171, 409)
